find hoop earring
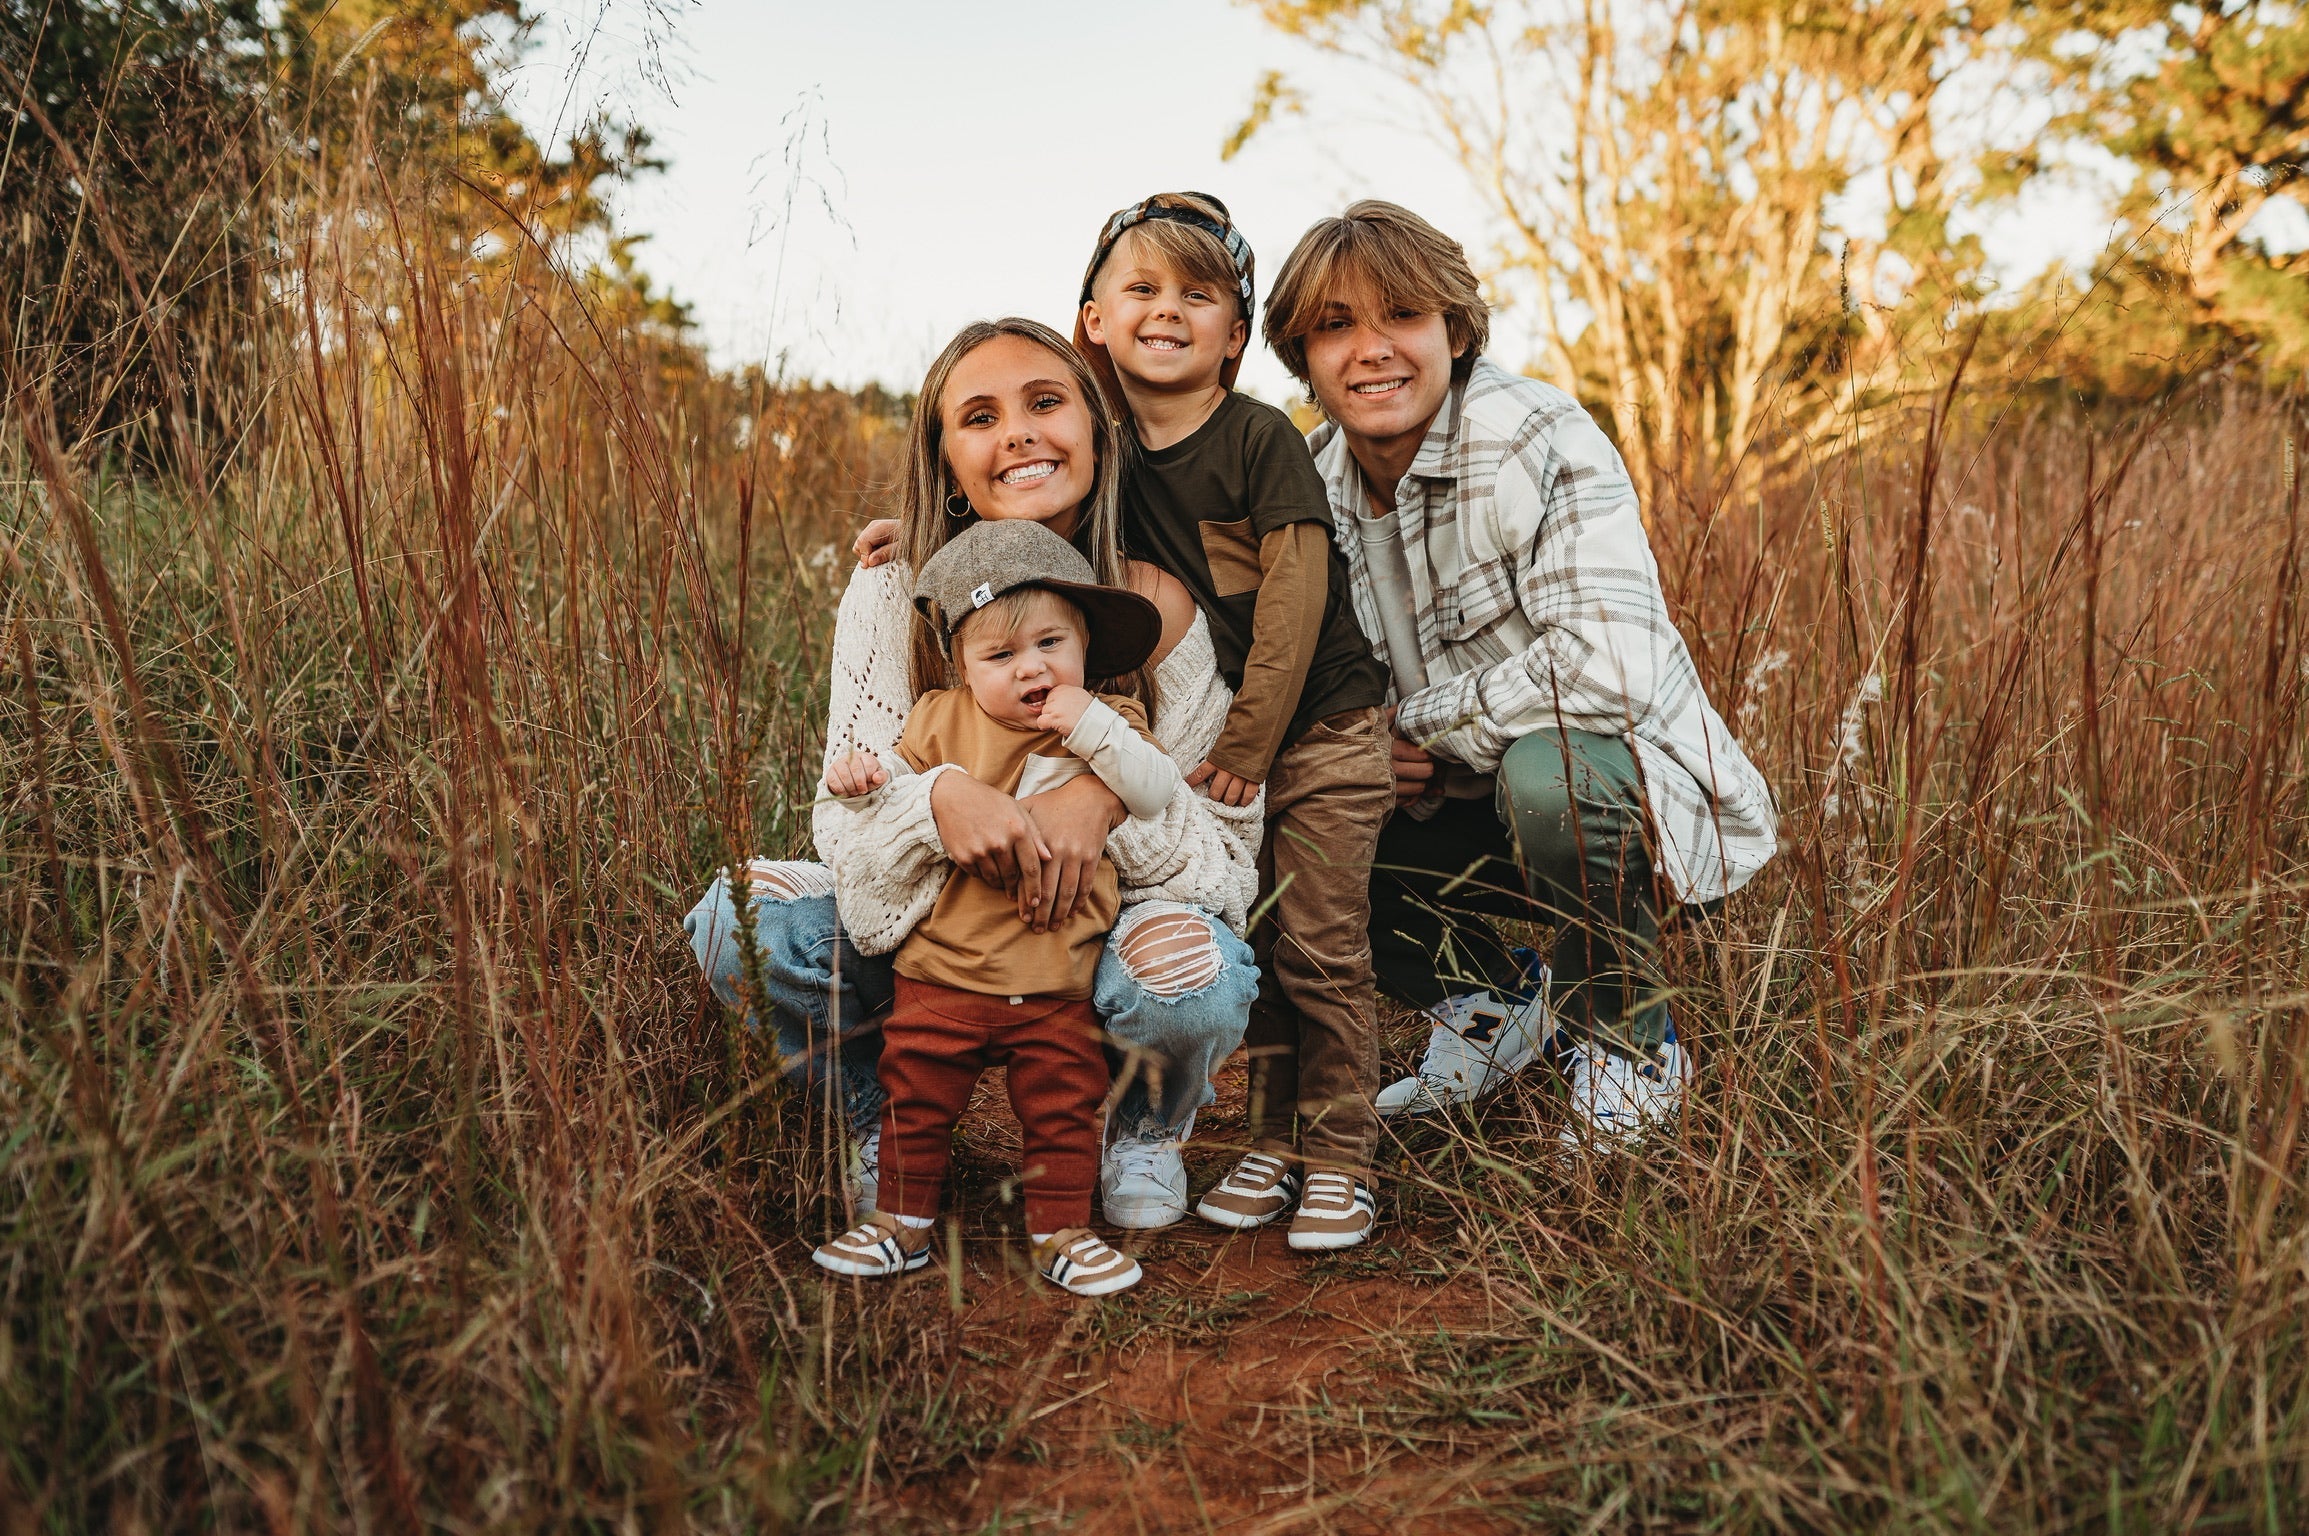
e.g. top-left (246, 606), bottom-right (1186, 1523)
top-left (944, 490), bottom-right (973, 521)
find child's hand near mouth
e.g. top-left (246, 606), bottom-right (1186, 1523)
top-left (1030, 683), bottom-right (1094, 736)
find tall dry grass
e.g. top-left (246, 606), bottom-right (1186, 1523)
top-left (1364, 374), bottom-right (2309, 1528)
top-left (3, 83), bottom-right (2308, 1536)
top-left (2, 136), bottom-right (910, 1526)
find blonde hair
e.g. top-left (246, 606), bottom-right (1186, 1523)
top-left (952, 587), bottom-right (1086, 657)
top-left (1264, 200), bottom-right (1490, 385)
top-left (894, 318), bottom-right (1138, 697)
top-left (1074, 192), bottom-right (1252, 415)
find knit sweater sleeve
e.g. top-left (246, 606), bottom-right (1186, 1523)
top-left (1105, 613), bottom-right (1266, 934)
top-left (812, 577), bottom-right (1262, 944)
top-left (811, 562), bottom-right (955, 955)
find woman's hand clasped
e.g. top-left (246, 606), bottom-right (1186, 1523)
top-left (930, 770), bottom-right (1051, 905)
top-left (1185, 760), bottom-right (1261, 807)
top-left (1014, 773), bottom-right (1124, 933)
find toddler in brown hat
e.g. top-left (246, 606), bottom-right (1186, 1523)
top-left (812, 519), bottom-right (1181, 1296)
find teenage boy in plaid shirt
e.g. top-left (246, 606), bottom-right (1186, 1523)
top-left (1262, 201), bottom-right (1779, 1143)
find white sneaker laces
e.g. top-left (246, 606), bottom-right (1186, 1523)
top-left (1109, 1137), bottom-right (1178, 1181)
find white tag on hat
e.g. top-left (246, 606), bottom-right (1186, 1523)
top-left (970, 582), bottom-right (994, 609)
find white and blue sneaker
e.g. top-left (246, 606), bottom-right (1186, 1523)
top-left (1376, 953), bottom-right (1558, 1117)
top-left (845, 1131), bottom-right (880, 1214)
top-left (1559, 1019), bottom-right (1691, 1147)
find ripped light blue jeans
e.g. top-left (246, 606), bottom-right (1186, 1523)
top-left (683, 861), bottom-right (1259, 1142)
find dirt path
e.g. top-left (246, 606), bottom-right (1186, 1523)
top-left (872, 1053), bottom-right (1532, 1533)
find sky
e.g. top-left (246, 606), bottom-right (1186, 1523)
top-left (496, 0), bottom-right (1498, 403)
top-left (491, 0), bottom-right (2232, 403)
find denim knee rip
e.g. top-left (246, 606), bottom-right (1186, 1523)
top-left (736, 859), bottom-right (836, 903)
top-left (1111, 900), bottom-right (1229, 1000)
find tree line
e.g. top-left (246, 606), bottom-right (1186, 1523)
top-left (6, 1), bottom-right (2303, 509)
top-left (1238, 0), bottom-right (2307, 507)
top-left (0, 0), bottom-right (675, 471)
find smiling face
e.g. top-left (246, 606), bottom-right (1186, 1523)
top-left (939, 333), bottom-right (1099, 538)
top-left (1081, 229), bottom-right (1246, 397)
top-left (953, 589), bottom-right (1089, 729)
top-left (1300, 290), bottom-right (1461, 463)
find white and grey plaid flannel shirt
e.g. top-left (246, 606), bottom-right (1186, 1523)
top-left (1309, 359), bottom-right (1777, 904)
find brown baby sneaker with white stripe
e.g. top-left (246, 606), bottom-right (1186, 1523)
top-left (1035, 1229), bottom-right (1143, 1296)
top-left (1194, 1148), bottom-right (1301, 1230)
top-left (1286, 1170), bottom-right (1377, 1251)
top-left (812, 1211), bottom-right (932, 1278)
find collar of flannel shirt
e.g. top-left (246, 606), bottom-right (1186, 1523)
top-left (1404, 374), bottom-right (1465, 487)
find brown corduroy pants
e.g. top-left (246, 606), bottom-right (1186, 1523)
top-left (1244, 706), bottom-right (1396, 1175)
top-left (876, 978), bottom-right (1109, 1234)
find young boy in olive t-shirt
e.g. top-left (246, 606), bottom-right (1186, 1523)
top-left (1075, 192), bottom-right (1394, 1253)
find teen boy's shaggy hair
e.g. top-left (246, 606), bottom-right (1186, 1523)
top-left (1264, 200), bottom-right (1490, 385)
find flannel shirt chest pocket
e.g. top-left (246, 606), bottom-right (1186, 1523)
top-left (1422, 474), bottom-right (1521, 643)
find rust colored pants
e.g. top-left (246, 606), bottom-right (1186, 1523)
top-left (876, 977), bottom-right (1109, 1233)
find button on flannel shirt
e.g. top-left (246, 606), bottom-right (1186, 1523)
top-left (1309, 359), bottom-right (1778, 904)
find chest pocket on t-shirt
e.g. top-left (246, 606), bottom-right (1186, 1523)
top-left (1198, 518), bottom-right (1263, 598)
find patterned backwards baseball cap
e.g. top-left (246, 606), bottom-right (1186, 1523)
top-left (1078, 192), bottom-right (1255, 312)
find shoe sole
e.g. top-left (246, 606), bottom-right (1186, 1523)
top-left (1375, 1092), bottom-right (1448, 1118)
top-left (1103, 1199), bottom-right (1187, 1230)
top-left (812, 1248), bottom-right (930, 1277)
top-left (1194, 1196), bottom-right (1291, 1230)
top-left (1376, 1075), bottom-right (1498, 1118)
top-left (1287, 1225), bottom-right (1373, 1252)
top-left (1195, 1204), bottom-right (1284, 1231)
top-left (1379, 1047), bottom-right (1555, 1118)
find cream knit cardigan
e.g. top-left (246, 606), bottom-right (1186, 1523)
top-left (812, 562), bottom-right (1264, 956)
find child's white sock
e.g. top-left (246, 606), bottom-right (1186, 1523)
top-left (1031, 1232), bottom-right (1055, 1246)
top-left (892, 1212), bottom-right (934, 1230)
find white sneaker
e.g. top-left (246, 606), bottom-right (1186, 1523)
top-left (1375, 978), bottom-right (1556, 1117)
top-left (1101, 1135), bottom-right (1188, 1229)
top-left (1560, 1021), bottom-right (1690, 1147)
top-left (846, 1132), bottom-right (880, 1214)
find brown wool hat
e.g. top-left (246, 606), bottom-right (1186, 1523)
top-left (914, 520), bottom-right (1162, 679)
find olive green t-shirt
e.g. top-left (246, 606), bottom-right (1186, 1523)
top-left (1121, 391), bottom-right (1387, 780)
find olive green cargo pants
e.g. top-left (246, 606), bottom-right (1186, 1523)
top-left (1369, 728), bottom-right (1709, 1057)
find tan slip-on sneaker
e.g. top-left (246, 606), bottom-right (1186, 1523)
top-left (1035, 1229), bottom-right (1143, 1296)
top-left (812, 1210), bottom-right (933, 1277)
top-left (1286, 1170), bottom-right (1376, 1252)
top-left (1194, 1148), bottom-right (1301, 1230)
